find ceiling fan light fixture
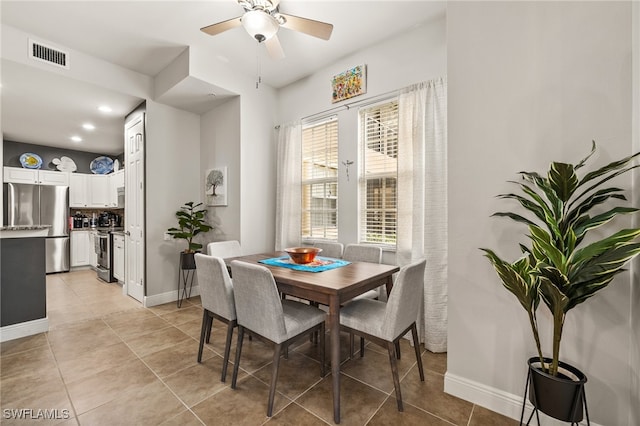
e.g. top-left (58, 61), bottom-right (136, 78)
top-left (241, 10), bottom-right (279, 42)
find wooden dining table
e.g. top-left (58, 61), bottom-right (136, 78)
top-left (225, 251), bottom-right (399, 424)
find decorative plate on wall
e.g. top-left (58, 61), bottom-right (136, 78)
top-left (90, 156), bottom-right (114, 174)
top-left (20, 152), bottom-right (43, 169)
top-left (52, 156), bottom-right (78, 172)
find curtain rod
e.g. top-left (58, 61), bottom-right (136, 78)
top-left (303, 87), bottom-right (401, 121)
top-left (274, 87), bottom-right (402, 130)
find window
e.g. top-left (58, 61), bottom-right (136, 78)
top-left (301, 117), bottom-right (339, 240)
top-left (359, 101), bottom-right (398, 247)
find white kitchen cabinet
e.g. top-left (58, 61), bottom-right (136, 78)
top-left (109, 170), bottom-right (124, 207)
top-left (112, 169), bottom-right (124, 188)
top-left (3, 166), bottom-right (69, 186)
top-left (70, 231), bottom-right (91, 267)
top-left (89, 175), bottom-right (111, 208)
top-left (89, 230), bottom-right (98, 268)
top-left (70, 173), bottom-right (113, 208)
top-left (112, 234), bottom-right (124, 282)
top-left (69, 173), bottom-right (88, 207)
top-left (39, 170), bottom-right (70, 185)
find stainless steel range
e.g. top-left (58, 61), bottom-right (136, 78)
top-left (95, 227), bottom-right (123, 283)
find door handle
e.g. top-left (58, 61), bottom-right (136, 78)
top-left (124, 231), bottom-right (131, 236)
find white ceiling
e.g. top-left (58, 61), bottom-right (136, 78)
top-left (1, 0), bottom-right (446, 155)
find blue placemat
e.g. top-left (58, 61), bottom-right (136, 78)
top-left (259, 256), bottom-right (350, 272)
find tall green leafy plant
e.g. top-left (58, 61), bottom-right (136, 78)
top-left (481, 142), bottom-right (640, 376)
top-left (167, 201), bottom-right (212, 253)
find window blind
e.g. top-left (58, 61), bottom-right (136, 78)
top-left (359, 101), bottom-right (398, 246)
top-left (301, 117), bottom-right (339, 240)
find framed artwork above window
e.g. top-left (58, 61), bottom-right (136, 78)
top-left (331, 64), bottom-right (367, 104)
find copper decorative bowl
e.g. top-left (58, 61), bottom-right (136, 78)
top-left (285, 247), bottom-right (322, 264)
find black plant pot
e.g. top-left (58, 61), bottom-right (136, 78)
top-left (180, 252), bottom-right (197, 270)
top-left (524, 357), bottom-right (588, 424)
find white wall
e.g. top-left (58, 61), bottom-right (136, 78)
top-left (191, 50), bottom-right (279, 255)
top-left (145, 101), bottom-right (201, 297)
top-left (1, 25), bottom-right (152, 99)
top-left (200, 97), bottom-right (241, 244)
top-left (447, 2), bottom-right (634, 425)
top-left (631, 3), bottom-right (640, 425)
top-left (278, 13), bottom-right (446, 123)
top-left (277, 11), bottom-right (446, 258)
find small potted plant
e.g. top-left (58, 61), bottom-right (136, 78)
top-left (481, 142), bottom-right (640, 423)
top-left (167, 201), bottom-right (212, 269)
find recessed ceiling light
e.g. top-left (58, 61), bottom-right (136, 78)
top-left (98, 105), bottom-right (112, 113)
top-left (71, 136), bottom-right (82, 142)
top-left (82, 123), bottom-right (95, 131)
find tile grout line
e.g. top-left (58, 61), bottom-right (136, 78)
top-left (467, 404), bottom-right (476, 426)
top-left (43, 331), bottom-right (81, 425)
top-left (105, 317), bottom-right (210, 426)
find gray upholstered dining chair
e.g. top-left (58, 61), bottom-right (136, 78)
top-left (342, 243), bottom-right (384, 356)
top-left (194, 253), bottom-right (237, 382)
top-left (339, 258), bottom-right (426, 411)
top-left (311, 240), bottom-right (344, 259)
top-left (343, 243), bottom-right (383, 298)
top-left (229, 260), bottom-right (326, 417)
top-left (206, 240), bottom-right (242, 258)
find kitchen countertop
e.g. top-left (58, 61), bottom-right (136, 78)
top-left (0, 225), bottom-right (50, 239)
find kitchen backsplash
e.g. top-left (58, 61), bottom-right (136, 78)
top-left (70, 208), bottom-right (124, 229)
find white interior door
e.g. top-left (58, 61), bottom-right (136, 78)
top-left (124, 114), bottom-right (145, 303)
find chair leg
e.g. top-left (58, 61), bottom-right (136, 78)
top-left (198, 310), bottom-right (209, 363)
top-left (221, 321), bottom-right (235, 382)
top-left (205, 314), bottom-right (214, 344)
top-left (231, 326), bottom-right (245, 389)
top-left (387, 341), bottom-right (404, 411)
top-left (360, 337), bottom-right (365, 358)
top-left (411, 323), bottom-right (424, 381)
top-left (310, 302), bottom-right (319, 344)
top-left (319, 323), bottom-right (326, 377)
top-left (395, 340), bottom-right (401, 360)
top-left (349, 333), bottom-right (355, 359)
top-left (267, 343), bottom-right (283, 417)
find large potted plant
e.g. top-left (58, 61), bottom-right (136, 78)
top-left (167, 201), bottom-right (213, 269)
top-left (481, 142), bottom-right (640, 423)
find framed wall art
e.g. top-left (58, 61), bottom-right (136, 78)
top-left (331, 64), bottom-right (367, 103)
top-left (205, 166), bottom-right (227, 206)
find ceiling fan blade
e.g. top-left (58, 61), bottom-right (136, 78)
top-left (200, 17), bottom-right (242, 36)
top-left (264, 35), bottom-right (285, 59)
top-left (278, 13), bottom-right (333, 40)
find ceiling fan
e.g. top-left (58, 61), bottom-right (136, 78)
top-left (200, 0), bottom-right (333, 59)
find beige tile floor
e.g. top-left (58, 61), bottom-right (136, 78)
top-left (0, 270), bottom-right (517, 425)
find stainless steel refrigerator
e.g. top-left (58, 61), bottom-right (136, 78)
top-left (3, 183), bottom-right (70, 273)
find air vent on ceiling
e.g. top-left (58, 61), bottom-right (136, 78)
top-left (28, 39), bottom-right (69, 69)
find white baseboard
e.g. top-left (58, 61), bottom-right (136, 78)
top-left (444, 372), bottom-right (602, 426)
top-left (0, 317), bottom-right (49, 342)
top-left (143, 286), bottom-right (200, 308)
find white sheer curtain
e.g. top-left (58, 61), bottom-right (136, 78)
top-left (275, 121), bottom-right (302, 251)
top-left (396, 77), bottom-right (448, 353)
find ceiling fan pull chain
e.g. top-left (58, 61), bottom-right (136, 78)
top-left (256, 41), bottom-right (262, 89)
top-left (256, 42), bottom-right (260, 89)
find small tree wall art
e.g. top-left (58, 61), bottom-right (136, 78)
top-left (205, 167), bottom-right (227, 206)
